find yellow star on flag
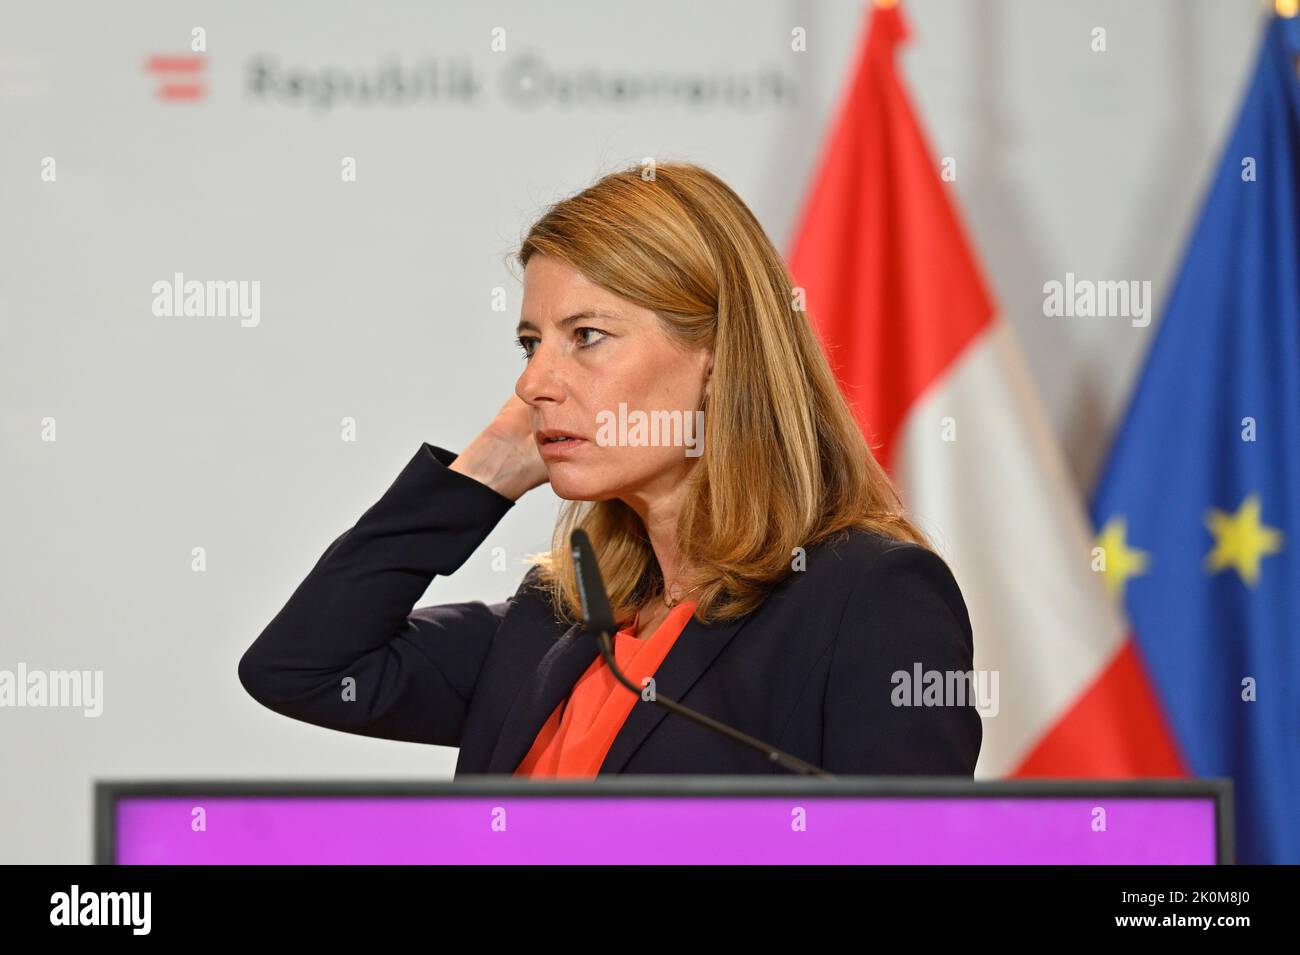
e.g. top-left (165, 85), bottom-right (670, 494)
top-left (1095, 516), bottom-right (1150, 599)
top-left (1205, 493), bottom-right (1283, 587)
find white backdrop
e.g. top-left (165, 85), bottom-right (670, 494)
top-left (0, 0), bottom-right (1263, 862)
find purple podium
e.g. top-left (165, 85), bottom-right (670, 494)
top-left (95, 777), bottom-right (1230, 864)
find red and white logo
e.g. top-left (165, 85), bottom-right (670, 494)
top-left (144, 54), bottom-right (207, 102)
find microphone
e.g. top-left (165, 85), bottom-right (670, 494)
top-left (569, 529), bottom-right (834, 778)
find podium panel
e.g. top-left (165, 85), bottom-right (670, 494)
top-left (96, 777), bottom-right (1230, 864)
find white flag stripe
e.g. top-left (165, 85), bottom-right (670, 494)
top-left (893, 320), bottom-right (1128, 777)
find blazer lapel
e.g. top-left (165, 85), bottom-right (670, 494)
top-left (599, 612), bottom-right (752, 774)
top-left (483, 621), bottom-right (599, 773)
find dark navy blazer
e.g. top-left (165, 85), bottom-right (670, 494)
top-left (238, 443), bottom-right (982, 776)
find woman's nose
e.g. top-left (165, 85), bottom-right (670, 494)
top-left (515, 344), bottom-right (566, 406)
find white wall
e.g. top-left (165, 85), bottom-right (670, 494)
top-left (0, 0), bottom-right (1263, 862)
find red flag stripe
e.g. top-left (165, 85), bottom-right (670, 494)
top-left (1012, 638), bottom-right (1188, 777)
top-left (145, 56), bottom-right (206, 73)
top-left (157, 83), bottom-right (206, 101)
top-left (788, 5), bottom-right (994, 471)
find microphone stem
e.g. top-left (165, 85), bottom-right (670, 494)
top-left (597, 631), bottom-right (836, 779)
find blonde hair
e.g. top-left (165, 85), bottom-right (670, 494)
top-left (515, 161), bottom-right (930, 626)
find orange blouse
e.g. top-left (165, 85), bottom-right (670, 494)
top-left (514, 599), bottom-right (699, 777)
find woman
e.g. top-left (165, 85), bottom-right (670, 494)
top-left (238, 161), bottom-right (982, 777)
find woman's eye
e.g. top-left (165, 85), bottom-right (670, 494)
top-left (516, 328), bottom-right (604, 358)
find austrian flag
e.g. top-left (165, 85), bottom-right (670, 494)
top-left (786, 3), bottom-right (1185, 779)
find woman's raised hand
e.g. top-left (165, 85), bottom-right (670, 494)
top-left (447, 395), bottom-right (550, 501)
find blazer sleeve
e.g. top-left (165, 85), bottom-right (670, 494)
top-left (237, 442), bottom-right (519, 747)
top-left (821, 542), bottom-right (983, 775)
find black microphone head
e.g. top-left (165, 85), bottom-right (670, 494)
top-left (570, 529), bottom-right (616, 638)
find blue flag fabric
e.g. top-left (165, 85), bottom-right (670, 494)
top-left (1092, 13), bottom-right (1300, 864)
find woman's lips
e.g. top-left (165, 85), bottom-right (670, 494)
top-left (538, 436), bottom-right (588, 459)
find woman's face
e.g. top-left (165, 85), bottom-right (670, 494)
top-left (515, 254), bottom-right (712, 505)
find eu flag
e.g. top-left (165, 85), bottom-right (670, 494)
top-left (1092, 11), bottom-right (1300, 864)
